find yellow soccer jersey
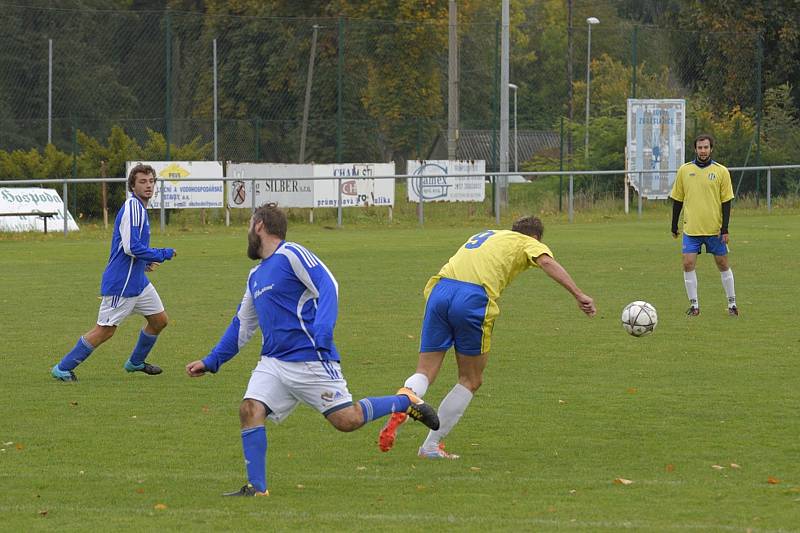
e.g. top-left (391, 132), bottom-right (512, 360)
top-left (670, 161), bottom-right (734, 236)
top-left (424, 229), bottom-right (553, 302)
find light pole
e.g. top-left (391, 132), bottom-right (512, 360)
top-left (585, 16), bottom-right (599, 161)
top-left (509, 83), bottom-right (518, 176)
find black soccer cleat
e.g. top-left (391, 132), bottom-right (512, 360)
top-left (124, 360), bottom-right (163, 375)
top-left (686, 306), bottom-right (700, 317)
top-left (728, 306), bottom-right (739, 317)
top-left (222, 483), bottom-right (269, 497)
top-left (398, 387), bottom-right (440, 431)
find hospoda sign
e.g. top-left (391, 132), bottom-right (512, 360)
top-left (125, 161), bottom-right (224, 209)
top-left (406, 160), bottom-right (486, 202)
top-left (0, 187), bottom-right (79, 232)
top-left (626, 99), bottom-right (686, 199)
top-left (226, 163), bottom-right (314, 208)
top-left (313, 163), bottom-right (395, 208)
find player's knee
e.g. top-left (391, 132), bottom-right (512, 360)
top-left (238, 399), bottom-right (266, 426)
top-left (459, 376), bottom-right (483, 393)
top-left (151, 313), bottom-right (169, 333)
top-left (327, 406), bottom-right (362, 432)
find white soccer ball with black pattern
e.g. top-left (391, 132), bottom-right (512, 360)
top-left (621, 301), bottom-right (658, 337)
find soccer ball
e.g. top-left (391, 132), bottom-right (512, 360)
top-left (621, 301), bottom-right (658, 337)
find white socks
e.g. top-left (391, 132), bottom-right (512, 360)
top-left (404, 373), bottom-right (430, 397)
top-left (421, 383), bottom-right (473, 451)
top-left (683, 270), bottom-right (698, 308)
top-left (720, 269), bottom-right (736, 307)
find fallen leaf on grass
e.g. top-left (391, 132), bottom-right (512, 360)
top-left (3, 441), bottom-right (12, 446)
top-left (38, 510), bottom-right (48, 517)
top-left (558, 399), bottom-right (566, 404)
top-left (15, 443), bottom-right (23, 451)
top-left (730, 463), bottom-right (741, 469)
top-left (135, 488), bottom-right (145, 494)
top-left (356, 466), bottom-right (367, 471)
top-left (201, 406), bottom-right (209, 413)
top-left (416, 485), bottom-right (426, 491)
top-left (296, 484), bottom-right (304, 489)
top-left (470, 466), bottom-right (481, 471)
top-left (626, 388), bottom-right (637, 394)
top-left (767, 477), bottom-right (780, 485)
top-left (613, 478), bottom-right (634, 485)
top-left (70, 401), bottom-right (78, 406)
top-left (665, 464), bottom-right (675, 472)
top-left (154, 503), bottom-right (168, 510)
top-left (711, 464), bottom-right (725, 470)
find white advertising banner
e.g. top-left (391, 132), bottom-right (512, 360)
top-left (126, 161), bottom-right (224, 209)
top-left (313, 163), bottom-right (395, 208)
top-left (626, 99), bottom-right (686, 199)
top-left (0, 187), bottom-right (79, 232)
top-left (226, 163), bottom-right (314, 208)
top-left (406, 160), bottom-right (486, 202)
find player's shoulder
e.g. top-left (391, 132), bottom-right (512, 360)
top-left (278, 241), bottom-right (320, 268)
top-left (709, 160), bottom-right (730, 172)
top-left (678, 161), bottom-right (695, 171)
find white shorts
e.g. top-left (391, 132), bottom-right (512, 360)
top-left (97, 283), bottom-right (165, 326)
top-left (244, 357), bottom-right (353, 423)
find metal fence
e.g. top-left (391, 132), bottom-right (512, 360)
top-left (2, 164), bottom-right (796, 237)
top-left (0, 6), bottom-right (768, 181)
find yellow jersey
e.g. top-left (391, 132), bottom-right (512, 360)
top-left (670, 160), bottom-right (734, 236)
top-left (424, 229), bottom-right (553, 302)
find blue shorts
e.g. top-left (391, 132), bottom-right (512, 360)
top-left (682, 234), bottom-right (728, 256)
top-left (419, 278), bottom-right (498, 356)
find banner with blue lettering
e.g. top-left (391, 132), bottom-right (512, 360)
top-left (406, 160), bottom-right (486, 203)
top-left (126, 161), bottom-right (224, 209)
top-left (626, 99), bottom-right (686, 199)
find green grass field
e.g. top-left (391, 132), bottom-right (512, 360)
top-left (2, 209), bottom-right (800, 531)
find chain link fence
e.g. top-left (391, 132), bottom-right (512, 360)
top-left (1, 5), bottom-right (792, 218)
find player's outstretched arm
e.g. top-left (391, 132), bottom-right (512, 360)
top-left (535, 254), bottom-right (596, 317)
top-left (185, 360), bottom-right (207, 377)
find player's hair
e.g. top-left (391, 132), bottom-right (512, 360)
top-left (511, 216), bottom-right (543, 239)
top-left (253, 202), bottom-right (287, 239)
top-left (127, 164), bottom-right (157, 192)
top-left (694, 133), bottom-right (715, 149)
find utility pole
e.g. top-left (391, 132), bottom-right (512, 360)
top-left (447, 0), bottom-right (459, 160)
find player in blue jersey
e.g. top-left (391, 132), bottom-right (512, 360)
top-left (379, 216), bottom-right (596, 459)
top-left (184, 203), bottom-right (439, 497)
top-left (670, 134), bottom-right (737, 317)
top-left (51, 164), bottom-right (177, 381)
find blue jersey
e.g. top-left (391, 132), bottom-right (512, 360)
top-left (100, 196), bottom-right (175, 297)
top-left (202, 241), bottom-right (340, 372)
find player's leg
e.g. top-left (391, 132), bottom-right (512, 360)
top-left (418, 351), bottom-right (487, 459)
top-left (52, 295), bottom-right (127, 380)
top-left (681, 235), bottom-right (701, 315)
top-left (124, 284), bottom-right (166, 374)
top-left (419, 283), bottom-right (493, 459)
top-left (379, 281), bottom-right (454, 451)
top-left (224, 358), bottom-right (290, 497)
top-left (711, 240), bottom-right (737, 315)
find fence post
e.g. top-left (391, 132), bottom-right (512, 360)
top-left (637, 170), bottom-right (643, 219)
top-left (754, 32), bottom-right (763, 206)
top-left (165, 10), bottom-right (172, 162)
top-left (337, 177), bottom-right (343, 227)
top-left (631, 26), bottom-right (637, 98)
top-left (63, 178), bottom-right (68, 236)
top-left (766, 167), bottom-right (771, 213)
top-left (568, 173), bottom-right (574, 223)
top-left (559, 116), bottom-right (564, 212)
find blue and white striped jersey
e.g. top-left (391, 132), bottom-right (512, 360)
top-left (100, 196), bottom-right (175, 297)
top-left (202, 241), bottom-right (340, 371)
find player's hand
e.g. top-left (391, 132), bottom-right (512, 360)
top-left (720, 233), bottom-right (729, 244)
top-left (145, 263), bottom-right (157, 272)
top-left (671, 228), bottom-right (679, 239)
top-left (185, 360), bottom-right (208, 377)
top-left (576, 293), bottom-right (596, 317)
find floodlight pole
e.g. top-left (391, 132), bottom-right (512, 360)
top-left (585, 17), bottom-right (599, 161)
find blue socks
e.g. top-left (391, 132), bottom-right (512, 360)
top-left (57, 337), bottom-right (95, 371)
top-left (358, 395), bottom-right (411, 424)
top-left (241, 426), bottom-right (268, 493)
top-left (128, 329), bottom-right (158, 366)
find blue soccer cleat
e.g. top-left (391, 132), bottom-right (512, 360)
top-left (51, 364), bottom-right (77, 382)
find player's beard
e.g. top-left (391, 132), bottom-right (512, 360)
top-left (247, 229), bottom-right (262, 260)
